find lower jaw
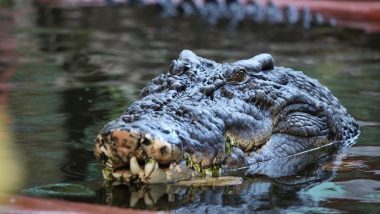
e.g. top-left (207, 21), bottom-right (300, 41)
top-left (102, 160), bottom-right (199, 184)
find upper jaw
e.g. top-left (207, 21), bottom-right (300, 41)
top-left (99, 117), bottom-right (185, 157)
top-left (94, 112), bottom-right (230, 183)
top-left (94, 120), bottom-right (200, 184)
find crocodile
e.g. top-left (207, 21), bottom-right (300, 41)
top-left (150, 0), bottom-right (333, 28)
top-left (94, 50), bottom-right (359, 184)
top-left (38, 0), bottom-right (335, 28)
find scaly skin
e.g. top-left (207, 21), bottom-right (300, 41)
top-left (141, 0), bottom-right (332, 28)
top-left (94, 50), bottom-right (359, 184)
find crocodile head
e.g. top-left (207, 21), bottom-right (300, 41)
top-left (94, 50), bottom-right (359, 184)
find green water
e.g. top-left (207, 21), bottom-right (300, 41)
top-left (0, 2), bottom-right (379, 213)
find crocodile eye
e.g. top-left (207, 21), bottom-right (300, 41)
top-left (228, 67), bottom-right (247, 83)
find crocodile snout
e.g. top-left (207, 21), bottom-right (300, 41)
top-left (94, 120), bottom-right (192, 183)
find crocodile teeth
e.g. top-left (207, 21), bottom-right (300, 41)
top-left (112, 172), bottom-right (121, 177)
top-left (105, 162), bottom-right (113, 168)
top-left (145, 159), bottom-right (157, 178)
top-left (130, 156), bottom-right (141, 174)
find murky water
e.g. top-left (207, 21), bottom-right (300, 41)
top-left (1, 2), bottom-right (380, 213)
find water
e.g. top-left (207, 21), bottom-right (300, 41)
top-left (1, 2), bottom-right (380, 213)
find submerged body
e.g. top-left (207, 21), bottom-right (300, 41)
top-left (94, 50), bottom-right (359, 184)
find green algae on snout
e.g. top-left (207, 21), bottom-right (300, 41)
top-left (102, 166), bottom-right (114, 181)
top-left (225, 135), bottom-right (236, 155)
top-left (203, 165), bottom-right (222, 177)
top-left (184, 152), bottom-right (221, 177)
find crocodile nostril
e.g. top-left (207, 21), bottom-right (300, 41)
top-left (142, 138), bottom-right (151, 146)
top-left (160, 146), bottom-right (169, 156)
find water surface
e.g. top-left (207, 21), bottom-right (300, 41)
top-left (0, 3), bottom-right (379, 213)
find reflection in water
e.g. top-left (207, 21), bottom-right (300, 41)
top-left (60, 87), bottom-right (103, 182)
top-left (1, 2), bottom-right (379, 213)
top-left (58, 53), bottom-right (133, 183)
top-left (103, 144), bottom-right (346, 212)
